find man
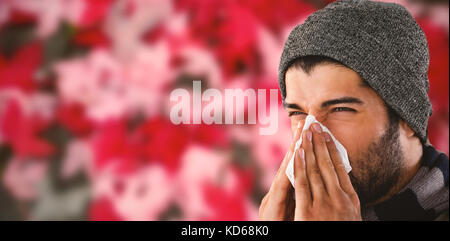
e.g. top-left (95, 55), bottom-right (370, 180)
top-left (259, 0), bottom-right (449, 221)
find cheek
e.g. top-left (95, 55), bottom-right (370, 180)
top-left (325, 121), bottom-right (381, 164)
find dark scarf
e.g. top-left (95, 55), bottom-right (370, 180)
top-left (361, 144), bottom-right (449, 221)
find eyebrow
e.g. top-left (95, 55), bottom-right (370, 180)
top-left (321, 97), bottom-right (364, 108)
top-left (283, 97), bottom-right (364, 110)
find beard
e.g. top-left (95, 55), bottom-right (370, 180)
top-left (348, 118), bottom-right (405, 206)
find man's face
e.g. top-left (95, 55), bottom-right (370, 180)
top-left (284, 63), bottom-right (404, 205)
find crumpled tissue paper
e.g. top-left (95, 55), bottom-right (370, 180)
top-left (285, 115), bottom-right (352, 187)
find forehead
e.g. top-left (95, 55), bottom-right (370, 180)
top-left (284, 63), bottom-right (377, 104)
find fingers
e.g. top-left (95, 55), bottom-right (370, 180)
top-left (270, 122), bottom-right (303, 193)
top-left (323, 132), bottom-right (356, 196)
top-left (301, 129), bottom-right (326, 201)
top-left (271, 149), bottom-right (293, 193)
top-left (291, 121), bottom-right (303, 145)
top-left (310, 123), bottom-right (341, 195)
top-left (294, 148), bottom-right (311, 210)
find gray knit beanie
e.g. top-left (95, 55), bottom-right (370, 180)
top-left (278, 0), bottom-right (432, 142)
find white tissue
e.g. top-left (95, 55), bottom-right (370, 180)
top-left (285, 115), bottom-right (352, 188)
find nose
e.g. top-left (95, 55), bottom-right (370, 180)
top-left (307, 110), bottom-right (327, 123)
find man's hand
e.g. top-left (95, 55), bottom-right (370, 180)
top-left (258, 124), bottom-right (302, 220)
top-left (293, 123), bottom-right (361, 220)
top-left (259, 123), bottom-right (361, 221)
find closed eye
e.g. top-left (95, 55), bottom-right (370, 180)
top-left (332, 107), bottom-right (356, 112)
top-left (288, 107), bottom-right (356, 116)
top-left (288, 111), bottom-right (307, 117)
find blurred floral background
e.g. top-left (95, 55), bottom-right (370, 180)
top-left (0, 0), bottom-right (448, 220)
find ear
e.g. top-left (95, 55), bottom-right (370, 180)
top-left (399, 119), bottom-right (415, 138)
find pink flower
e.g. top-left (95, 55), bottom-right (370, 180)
top-left (3, 157), bottom-right (48, 201)
top-left (61, 140), bottom-right (94, 179)
top-left (90, 164), bottom-right (173, 221)
top-left (1, 0), bottom-right (85, 37)
top-left (174, 145), bottom-right (229, 220)
top-left (201, 166), bottom-right (255, 221)
top-left (171, 45), bottom-right (225, 89)
top-left (90, 116), bottom-right (220, 175)
top-left (136, 117), bottom-right (190, 172)
top-left (174, 145), bottom-right (255, 220)
top-left (54, 45), bottom-right (172, 121)
top-left (0, 99), bottom-right (54, 158)
top-left (72, 26), bottom-right (111, 48)
top-left (240, 0), bottom-right (315, 33)
top-left (104, 0), bottom-right (173, 58)
top-left (89, 197), bottom-right (123, 221)
top-left (0, 42), bottom-right (42, 93)
top-left (56, 103), bottom-right (94, 137)
top-left (0, 5), bottom-right (36, 26)
top-left (91, 119), bottom-right (141, 174)
top-left (178, 0), bottom-right (260, 77)
top-left (79, 0), bottom-right (113, 28)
